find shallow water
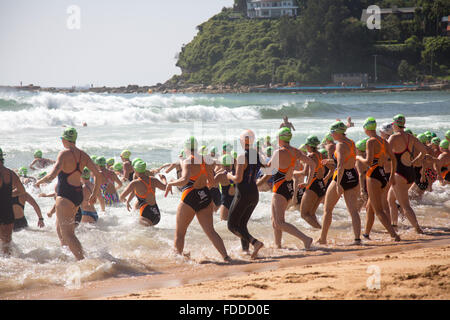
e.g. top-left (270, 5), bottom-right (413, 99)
top-left (0, 90), bottom-right (449, 294)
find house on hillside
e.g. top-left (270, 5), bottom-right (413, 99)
top-left (442, 16), bottom-right (450, 36)
top-left (246, 0), bottom-right (298, 19)
top-left (360, 6), bottom-right (417, 23)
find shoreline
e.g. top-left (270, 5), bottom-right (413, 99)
top-left (0, 83), bottom-right (448, 95)
top-left (2, 231), bottom-right (449, 300)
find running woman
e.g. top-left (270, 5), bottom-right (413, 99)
top-left (35, 128), bottom-right (104, 260)
top-left (435, 139), bottom-right (450, 185)
top-left (164, 137), bottom-right (230, 262)
top-left (120, 161), bottom-right (166, 226)
top-left (357, 117), bottom-right (400, 241)
top-left (80, 167), bottom-right (99, 224)
top-left (387, 114), bottom-right (426, 234)
top-left (318, 121), bottom-right (362, 245)
top-left (120, 150), bottom-right (134, 182)
top-left (0, 148), bottom-right (26, 255)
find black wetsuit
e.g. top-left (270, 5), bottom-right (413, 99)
top-left (227, 149), bottom-right (262, 251)
top-left (0, 170), bottom-right (14, 225)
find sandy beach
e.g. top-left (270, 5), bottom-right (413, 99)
top-left (2, 228), bottom-right (448, 300)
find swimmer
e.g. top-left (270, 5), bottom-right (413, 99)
top-left (96, 156), bottom-right (122, 207)
top-left (435, 139), bottom-right (450, 186)
top-left (280, 116), bottom-right (296, 131)
top-left (12, 191), bottom-right (44, 232)
top-left (0, 147), bottom-right (27, 255)
top-left (264, 128), bottom-right (315, 249)
top-left (164, 137), bottom-right (231, 262)
top-left (80, 167), bottom-right (99, 223)
top-left (357, 117), bottom-right (400, 241)
top-left (214, 154), bottom-right (236, 221)
top-left (409, 134), bottom-right (434, 199)
top-left (387, 114), bottom-right (425, 234)
top-left (318, 121), bottom-right (362, 245)
top-left (29, 150), bottom-right (55, 170)
top-left (120, 150), bottom-right (134, 182)
top-left (226, 130), bottom-right (265, 259)
top-left (120, 161), bottom-right (167, 226)
top-left (300, 135), bottom-right (326, 229)
top-left (35, 127), bottom-right (104, 260)
top-left (17, 166), bottom-right (37, 185)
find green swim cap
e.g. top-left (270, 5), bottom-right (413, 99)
top-left (61, 127), bottom-right (77, 143)
top-left (121, 150), bottom-right (131, 159)
top-left (38, 171), bottom-right (47, 179)
top-left (431, 137), bottom-right (441, 145)
top-left (393, 114), bottom-right (406, 128)
top-left (431, 132), bottom-right (437, 138)
top-left (356, 138), bottom-right (368, 152)
top-left (440, 139), bottom-right (449, 149)
top-left (424, 131), bottom-right (431, 136)
top-left (106, 158), bottom-right (115, 166)
top-left (19, 166), bottom-right (28, 177)
top-left (179, 149), bottom-right (185, 157)
top-left (404, 128), bottom-right (413, 135)
top-left (96, 156), bottom-right (106, 167)
top-left (34, 150), bottom-right (43, 158)
top-left (221, 154), bottom-right (233, 166)
top-left (266, 135), bottom-right (271, 142)
top-left (330, 121), bottom-right (347, 134)
top-left (446, 130), bottom-right (450, 140)
top-left (278, 127), bottom-right (292, 142)
top-left (134, 160), bottom-right (147, 173)
top-left (306, 135), bottom-right (320, 148)
top-left (222, 143), bottom-right (232, 152)
top-left (319, 148), bottom-right (328, 157)
top-left (232, 151), bottom-right (238, 159)
top-left (199, 145), bottom-right (208, 156)
top-left (210, 147), bottom-right (217, 154)
top-left (266, 146), bottom-right (274, 157)
top-left (363, 117), bottom-right (377, 131)
top-left (184, 136), bottom-right (198, 151)
top-left (299, 144), bottom-right (307, 153)
top-left (113, 162), bottom-right (123, 171)
top-left (325, 134), bottom-right (334, 142)
top-left (81, 167), bottom-right (91, 180)
top-left (132, 158), bottom-right (143, 167)
top-left (91, 155), bottom-right (97, 162)
top-left (417, 133), bottom-right (428, 144)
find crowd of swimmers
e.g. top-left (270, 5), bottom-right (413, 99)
top-left (0, 114), bottom-right (449, 262)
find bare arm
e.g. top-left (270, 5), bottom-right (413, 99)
top-left (151, 176), bottom-right (167, 191)
top-left (85, 153), bottom-right (105, 206)
top-left (119, 180), bottom-right (137, 202)
top-left (11, 171), bottom-right (26, 197)
top-left (25, 193), bottom-right (44, 221)
top-left (227, 154), bottom-right (246, 184)
top-left (35, 152), bottom-right (64, 187)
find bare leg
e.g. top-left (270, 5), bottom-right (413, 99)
top-left (219, 205), bottom-right (229, 221)
top-left (272, 194), bottom-right (312, 249)
top-left (55, 197), bottom-right (84, 260)
top-left (196, 203), bottom-right (229, 261)
top-left (318, 181), bottom-right (340, 244)
top-left (342, 187), bottom-right (361, 242)
top-left (367, 178), bottom-right (400, 241)
top-left (0, 224), bottom-right (14, 255)
top-left (387, 186), bottom-right (398, 227)
top-left (391, 175), bottom-right (423, 233)
top-left (174, 202), bottom-right (195, 256)
top-left (299, 190), bottom-right (322, 229)
top-left (364, 199), bottom-right (374, 238)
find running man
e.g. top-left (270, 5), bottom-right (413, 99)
top-left (35, 128), bottom-right (104, 260)
top-left (0, 148), bottom-right (27, 255)
top-left (164, 137), bottom-right (231, 262)
top-left (120, 161), bottom-right (167, 226)
top-left (387, 114), bottom-right (426, 234)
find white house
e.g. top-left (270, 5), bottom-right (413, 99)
top-left (247, 0), bottom-right (299, 19)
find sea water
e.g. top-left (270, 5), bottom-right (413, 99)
top-left (0, 90), bottom-right (449, 295)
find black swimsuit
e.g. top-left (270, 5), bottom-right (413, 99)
top-left (0, 170), bottom-right (14, 225)
top-left (394, 135), bottom-right (415, 185)
top-left (56, 151), bottom-right (83, 207)
top-left (12, 196), bottom-right (28, 231)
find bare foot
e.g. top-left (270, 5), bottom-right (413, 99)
top-left (352, 239), bottom-right (362, 246)
top-left (223, 255), bottom-right (232, 263)
top-left (250, 241), bottom-right (264, 260)
top-left (317, 238), bottom-right (327, 245)
top-left (393, 235), bottom-right (401, 242)
top-left (415, 227), bottom-right (424, 234)
top-left (304, 237), bottom-right (313, 250)
top-left (303, 215), bottom-right (322, 229)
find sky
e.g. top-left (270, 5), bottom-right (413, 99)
top-left (0, 0), bottom-right (234, 88)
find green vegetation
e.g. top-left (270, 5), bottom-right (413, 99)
top-left (167, 0), bottom-right (450, 86)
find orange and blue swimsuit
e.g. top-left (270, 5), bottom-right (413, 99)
top-left (180, 157), bottom-right (212, 212)
top-left (306, 152), bottom-right (327, 198)
top-left (135, 177), bottom-right (160, 225)
top-left (272, 147), bottom-right (295, 200)
top-left (332, 139), bottom-right (359, 191)
top-left (366, 136), bottom-right (389, 189)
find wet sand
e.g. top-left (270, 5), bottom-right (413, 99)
top-left (2, 228), bottom-right (449, 300)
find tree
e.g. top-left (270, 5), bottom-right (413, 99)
top-left (398, 60), bottom-right (416, 81)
